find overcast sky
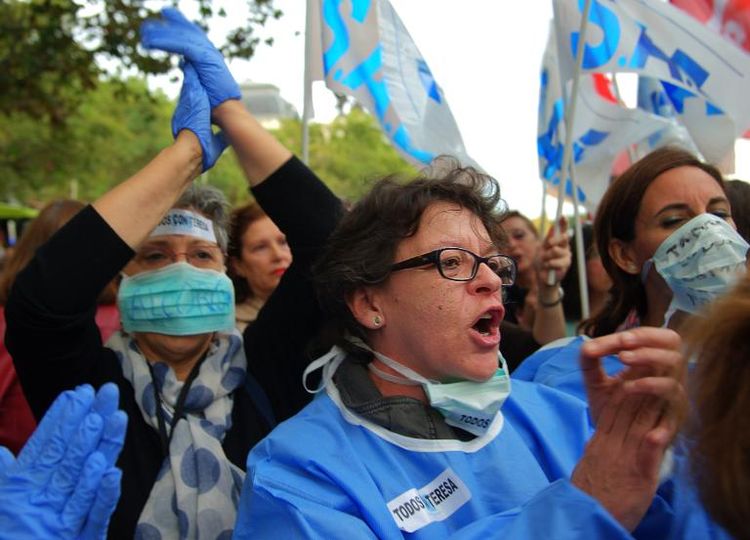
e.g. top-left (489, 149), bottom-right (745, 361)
top-left (148, 0), bottom-right (750, 217)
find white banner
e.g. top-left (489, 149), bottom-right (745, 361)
top-left (636, 75), bottom-right (734, 170)
top-left (553, 0), bottom-right (750, 139)
top-left (538, 24), bottom-right (673, 211)
top-left (305, 0), bottom-right (480, 169)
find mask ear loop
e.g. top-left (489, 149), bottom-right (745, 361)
top-left (302, 346), bottom-right (347, 394)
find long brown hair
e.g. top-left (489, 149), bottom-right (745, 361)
top-left (683, 274), bottom-right (750, 539)
top-left (0, 199), bottom-right (85, 304)
top-left (580, 147), bottom-right (725, 337)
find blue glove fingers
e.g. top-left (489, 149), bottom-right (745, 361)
top-left (61, 452), bottom-right (107, 535)
top-left (15, 388), bottom-right (74, 468)
top-left (171, 61), bottom-right (206, 139)
top-left (17, 386), bottom-right (95, 472)
top-left (97, 411), bottom-right (127, 467)
top-left (43, 413), bottom-right (104, 511)
top-left (160, 6), bottom-right (193, 27)
top-left (140, 8), bottom-right (201, 57)
top-left (140, 8), bottom-right (240, 108)
top-left (140, 19), bottom-right (189, 56)
top-left (92, 383), bottom-right (119, 418)
top-left (36, 387), bottom-right (96, 468)
top-left (173, 61), bottom-right (227, 171)
top-left (79, 468), bottom-right (122, 540)
top-left (0, 446), bottom-right (15, 471)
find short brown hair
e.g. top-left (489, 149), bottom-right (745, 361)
top-left (314, 160), bottom-right (507, 345)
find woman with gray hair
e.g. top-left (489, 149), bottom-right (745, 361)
top-left (5, 8), bottom-right (341, 539)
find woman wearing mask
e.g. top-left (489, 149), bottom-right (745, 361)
top-left (234, 162), bottom-right (694, 539)
top-left (513, 146), bottom-right (747, 401)
top-left (6, 9), bottom-right (341, 538)
top-left (228, 203), bottom-right (292, 331)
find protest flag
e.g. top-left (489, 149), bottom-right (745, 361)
top-left (538, 23), bottom-right (673, 212)
top-left (304, 0), bottom-right (479, 169)
top-left (553, 0), bottom-right (750, 142)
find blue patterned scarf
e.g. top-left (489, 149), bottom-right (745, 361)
top-left (108, 330), bottom-right (247, 539)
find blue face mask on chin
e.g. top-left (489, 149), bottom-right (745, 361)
top-left (118, 262), bottom-right (236, 336)
top-left (362, 341), bottom-right (511, 437)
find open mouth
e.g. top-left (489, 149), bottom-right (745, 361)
top-left (471, 309), bottom-right (502, 337)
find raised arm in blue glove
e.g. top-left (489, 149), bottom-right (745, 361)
top-left (140, 7), bottom-right (241, 109)
top-left (173, 61), bottom-right (228, 171)
top-left (0, 384), bottom-right (127, 540)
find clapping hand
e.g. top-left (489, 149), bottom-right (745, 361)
top-left (0, 384), bottom-right (127, 540)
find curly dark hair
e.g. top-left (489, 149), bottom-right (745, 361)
top-left (314, 159), bottom-right (507, 346)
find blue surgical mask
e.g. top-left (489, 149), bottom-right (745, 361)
top-left (642, 213), bottom-right (749, 323)
top-left (118, 262), bottom-right (235, 336)
top-left (366, 345), bottom-right (511, 437)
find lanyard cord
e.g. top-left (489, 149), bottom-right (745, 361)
top-left (147, 355), bottom-right (207, 456)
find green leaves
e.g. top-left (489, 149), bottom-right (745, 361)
top-left (272, 108), bottom-right (416, 203)
top-left (0, 0), bottom-right (281, 124)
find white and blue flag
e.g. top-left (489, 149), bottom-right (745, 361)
top-left (538, 24), bottom-right (673, 211)
top-left (553, 0), bottom-right (750, 144)
top-left (305, 0), bottom-right (480, 169)
top-left (636, 75), bottom-right (732, 168)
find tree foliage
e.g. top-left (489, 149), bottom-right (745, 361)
top-left (0, 0), bottom-right (280, 124)
top-left (0, 78), bottom-right (173, 203)
top-left (271, 107), bottom-right (416, 204)
top-left (0, 0), bottom-right (418, 206)
top-left (0, 81), bottom-right (415, 207)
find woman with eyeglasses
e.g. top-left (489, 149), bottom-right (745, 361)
top-left (5, 8), bottom-right (341, 539)
top-left (233, 162), bottom-right (695, 539)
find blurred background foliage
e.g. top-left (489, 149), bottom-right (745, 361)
top-left (0, 0), bottom-right (413, 209)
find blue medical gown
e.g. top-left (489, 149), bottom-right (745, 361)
top-left (512, 338), bottom-right (732, 540)
top-left (234, 379), bottom-right (678, 539)
top-left (513, 336), bottom-right (624, 401)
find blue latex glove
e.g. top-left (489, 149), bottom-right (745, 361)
top-left (0, 384), bottom-right (127, 540)
top-left (140, 7), bottom-right (241, 109)
top-left (173, 61), bottom-right (228, 171)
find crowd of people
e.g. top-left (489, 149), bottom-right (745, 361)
top-left (0, 7), bottom-right (748, 540)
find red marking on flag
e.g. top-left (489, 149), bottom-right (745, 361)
top-left (592, 74), bottom-right (617, 103)
top-left (672, 0), bottom-right (750, 136)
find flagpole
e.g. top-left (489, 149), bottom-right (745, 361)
top-left (539, 187), bottom-right (548, 240)
top-left (569, 165), bottom-right (590, 319)
top-left (610, 73), bottom-right (637, 164)
top-left (301, 110), bottom-right (311, 165)
top-left (547, 0), bottom-right (592, 285)
top-left (302, 0), bottom-right (316, 165)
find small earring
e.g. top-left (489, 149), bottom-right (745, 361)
top-left (373, 315), bottom-right (382, 326)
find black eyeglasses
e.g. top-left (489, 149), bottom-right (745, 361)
top-left (390, 247), bottom-right (517, 285)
